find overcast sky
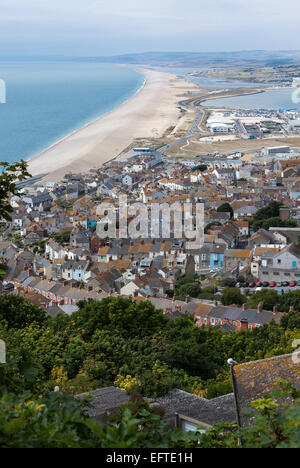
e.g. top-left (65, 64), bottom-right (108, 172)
top-left (0, 0), bottom-right (300, 56)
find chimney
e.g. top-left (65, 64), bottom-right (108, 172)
top-left (185, 295), bottom-right (190, 304)
top-left (242, 303), bottom-right (248, 311)
top-left (257, 302), bottom-right (263, 313)
top-left (240, 318), bottom-right (249, 331)
top-left (172, 294), bottom-right (176, 303)
top-left (273, 305), bottom-right (278, 314)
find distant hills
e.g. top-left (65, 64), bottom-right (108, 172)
top-left (89, 50), bottom-right (300, 67)
top-left (2, 51), bottom-right (300, 68)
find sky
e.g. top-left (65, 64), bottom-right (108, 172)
top-left (0, 0), bottom-right (300, 56)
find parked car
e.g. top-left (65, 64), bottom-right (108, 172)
top-left (277, 282), bottom-right (283, 287)
top-left (249, 282), bottom-right (256, 288)
top-left (297, 280), bottom-right (300, 286)
top-left (262, 282), bottom-right (270, 288)
top-left (282, 281), bottom-right (290, 287)
top-left (289, 281), bottom-right (297, 287)
top-left (256, 282), bottom-right (263, 287)
top-left (269, 281), bottom-right (277, 287)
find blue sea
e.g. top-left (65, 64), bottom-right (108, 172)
top-left (0, 61), bottom-right (145, 164)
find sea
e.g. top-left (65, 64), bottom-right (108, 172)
top-left (0, 61), bottom-right (145, 165)
top-left (0, 60), bottom-right (299, 167)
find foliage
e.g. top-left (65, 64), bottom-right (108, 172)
top-left (221, 287), bottom-right (247, 306)
top-left (0, 160), bottom-right (31, 221)
top-left (217, 202), bottom-right (233, 218)
top-left (51, 231), bottom-right (71, 245)
top-left (192, 164), bottom-right (207, 172)
top-left (249, 201), bottom-right (297, 231)
top-left (0, 295), bottom-right (47, 330)
top-left (249, 289), bottom-right (300, 313)
top-left (0, 264), bottom-right (8, 281)
top-left (249, 289), bottom-right (278, 311)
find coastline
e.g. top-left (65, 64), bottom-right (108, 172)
top-left (28, 68), bottom-right (198, 182)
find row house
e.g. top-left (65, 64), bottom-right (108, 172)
top-left (195, 302), bottom-right (283, 330)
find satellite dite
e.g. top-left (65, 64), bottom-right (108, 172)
top-left (0, 79), bottom-right (6, 104)
top-left (0, 339), bottom-right (6, 364)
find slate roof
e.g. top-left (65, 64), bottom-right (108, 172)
top-left (208, 306), bottom-right (282, 325)
top-left (77, 387), bottom-right (130, 423)
top-left (149, 390), bottom-right (236, 427)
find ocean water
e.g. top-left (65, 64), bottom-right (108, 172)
top-left (0, 61), bottom-right (145, 164)
top-left (202, 87), bottom-right (300, 110)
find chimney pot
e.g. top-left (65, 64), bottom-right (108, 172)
top-left (257, 302), bottom-right (263, 313)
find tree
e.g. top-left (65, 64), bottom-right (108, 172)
top-left (280, 310), bottom-right (300, 330)
top-left (0, 161), bottom-right (31, 221)
top-left (0, 295), bottom-right (47, 330)
top-left (192, 164), bottom-right (207, 172)
top-left (51, 231), bottom-right (71, 245)
top-left (217, 202), bottom-right (233, 218)
top-left (249, 289), bottom-right (279, 311)
top-left (73, 297), bottom-right (167, 336)
top-left (221, 288), bottom-right (246, 306)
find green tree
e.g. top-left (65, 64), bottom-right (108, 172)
top-left (0, 161), bottom-right (30, 221)
top-left (217, 202), bottom-right (233, 218)
top-left (249, 289), bottom-right (279, 311)
top-left (0, 295), bottom-right (47, 330)
top-left (221, 288), bottom-right (246, 306)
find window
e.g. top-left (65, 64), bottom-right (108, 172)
top-left (274, 272), bottom-right (279, 276)
top-left (277, 259), bottom-right (281, 264)
top-left (210, 318), bottom-right (215, 325)
top-left (292, 261), bottom-right (297, 269)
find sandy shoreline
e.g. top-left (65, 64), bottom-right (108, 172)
top-left (28, 68), bottom-right (198, 182)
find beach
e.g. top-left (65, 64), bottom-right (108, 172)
top-left (28, 68), bottom-right (198, 182)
